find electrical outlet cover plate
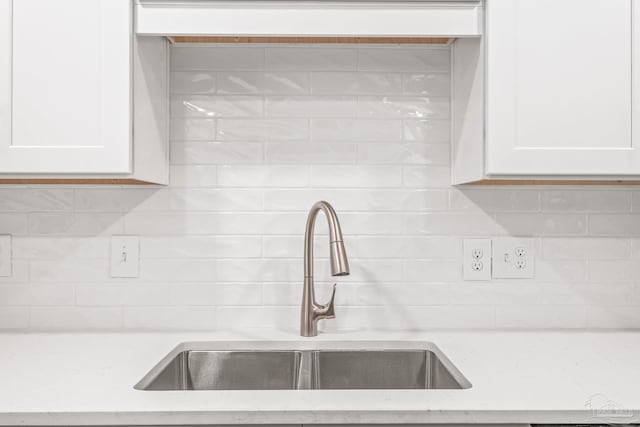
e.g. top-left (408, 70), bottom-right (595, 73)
top-left (492, 237), bottom-right (534, 279)
top-left (110, 235), bottom-right (140, 278)
top-left (463, 239), bottom-right (492, 281)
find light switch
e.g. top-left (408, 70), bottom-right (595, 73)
top-left (0, 236), bottom-right (11, 277)
top-left (110, 235), bottom-right (139, 278)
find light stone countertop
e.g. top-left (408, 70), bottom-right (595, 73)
top-left (1, 330), bottom-right (639, 426)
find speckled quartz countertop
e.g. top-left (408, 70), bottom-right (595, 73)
top-left (1, 330), bottom-right (639, 426)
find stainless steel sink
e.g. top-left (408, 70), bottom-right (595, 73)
top-left (141, 350), bottom-right (303, 390)
top-left (312, 350), bottom-right (462, 389)
top-left (135, 342), bottom-right (471, 391)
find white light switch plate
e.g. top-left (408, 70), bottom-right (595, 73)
top-left (0, 236), bottom-right (11, 277)
top-left (492, 237), bottom-right (534, 279)
top-left (463, 239), bottom-right (492, 281)
top-left (110, 235), bottom-right (139, 278)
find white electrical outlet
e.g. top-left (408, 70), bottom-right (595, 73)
top-left (492, 237), bottom-right (534, 279)
top-left (463, 239), bottom-right (492, 281)
top-left (0, 236), bottom-right (11, 277)
top-left (110, 235), bottom-right (140, 278)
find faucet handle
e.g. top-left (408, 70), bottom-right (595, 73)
top-left (320, 283), bottom-right (337, 319)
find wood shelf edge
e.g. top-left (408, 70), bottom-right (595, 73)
top-left (462, 179), bottom-right (640, 186)
top-left (167, 36), bottom-right (453, 44)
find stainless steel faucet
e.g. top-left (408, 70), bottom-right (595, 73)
top-left (300, 201), bottom-right (350, 337)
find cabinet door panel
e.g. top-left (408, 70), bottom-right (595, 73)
top-left (0, 0), bottom-right (131, 174)
top-left (0, 0), bottom-right (10, 148)
top-left (486, 0), bottom-right (638, 175)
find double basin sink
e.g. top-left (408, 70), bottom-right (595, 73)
top-left (135, 341), bottom-right (471, 391)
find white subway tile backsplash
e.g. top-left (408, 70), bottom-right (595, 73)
top-left (264, 189), bottom-right (448, 212)
top-left (140, 236), bottom-right (262, 258)
top-left (28, 213), bottom-right (124, 236)
top-left (494, 213), bottom-right (587, 236)
top-left (348, 237), bottom-right (461, 259)
top-left (542, 238), bottom-right (631, 260)
top-left (123, 306), bottom-right (217, 330)
top-left (587, 306), bottom-right (640, 328)
top-left (76, 284), bottom-right (171, 307)
top-left (357, 143), bottom-right (450, 165)
top-left (542, 190), bottom-right (631, 212)
top-left (171, 95), bottom-right (263, 118)
top-left (216, 306), bottom-right (298, 330)
top-left (218, 165), bottom-right (310, 187)
top-left (405, 213), bottom-right (502, 236)
top-left (171, 47), bottom-right (264, 71)
top-left (0, 213), bottom-right (28, 234)
top-left (2, 44), bottom-right (639, 331)
top-left (30, 259), bottom-right (109, 283)
top-left (12, 237), bottom-right (109, 259)
top-left (169, 165), bottom-right (219, 187)
top-left (263, 283), bottom-right (358, 306)
top-left (310, 166), bottom-right (402, 188)
top-left (535, 260), bottom-right (587, 283)
top-left (589, 260), bottom-right (640, 283)
top-left (169, 189), bottom-right (263, 211)
top-left (357, 96), bottom-right (450, 119)
top-left (126, 212), bottom-right (307, 236)
top-left (75, 189), bottom-right (169, 212)
top-left (266, 47), bottom-right (357, 71)
top-left (170, 118), bottom-right (216, 141)
top-left (217, 71), bottom-right (309, 95)
top-left (171, 142), bottom-right (263, 165)
top-left (170, 72), bottom-right (216, 94)
top-left (357, 48), bottom-right (450, 72)
top-left (264, 142), bottom-right (358, 164)
top-left (631, 192), bottom-right (640, 212)
top-left (450, 189), bottom-right (540, 212)
top-left (403, 73), bottom-right (451, 96)
top-left (403, 120), bottom-right (451, 143)
top-left (0, 307), bottom-right (29, 329)
top-left (139, 259), bottom-right (217, 282)
top-left (356, 284), bottom-right (453, 306)
top-left (311, 119), bottom-right (402, 141)
top-left (0, 261), bottom-right (29, 284)
top-left (217, 118), bottom-right (308, 141)
top-left (30, 307), bottom-right (123, 330)
top-left (332, 306), bottom-right (494, 330)
top-left (403, 166), bottom-right (452, 188)
top-left (0, 285), bottom-right (75, 306)
top-left (0, 189), bottom-right (73, 212)
top-left (403, 260), bottom-right (462, 283)
top-left (217, 259), bottom-right (301, 282)
top-left (590, 214), bottom-right (640, 236)
top-left (265, 96), bottom-right (357, 117)
top-left (311, 72), bottom-right (402, 95)
top-left (570, 284), bottom-right (634, 307)
top-left (168, 284), bottom-right (262, 306)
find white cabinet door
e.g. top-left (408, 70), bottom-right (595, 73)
top-left (0, 0), bottom-right (131, 174)
top-left (0, 0), bottom-right (10, 151)
top-left (486, 0), bottom-right (639, 176)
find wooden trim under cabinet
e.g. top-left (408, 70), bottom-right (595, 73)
top-left (168, 36), bottom-right (453, 44)
top-left (466, 179), bottom-right (640, 186)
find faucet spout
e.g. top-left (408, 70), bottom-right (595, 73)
top-left (301, 201), bottom-right (349, 337)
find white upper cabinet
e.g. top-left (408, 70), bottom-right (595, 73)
top-left (485, 0), bottom-right (638, 176)
top-left (0, 0), bottom-right (168, 184)
top-left (0, 0), bottom-right (132, 174)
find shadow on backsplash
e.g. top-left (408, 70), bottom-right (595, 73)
top-left (0, 43), bottom-right (639, 331)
